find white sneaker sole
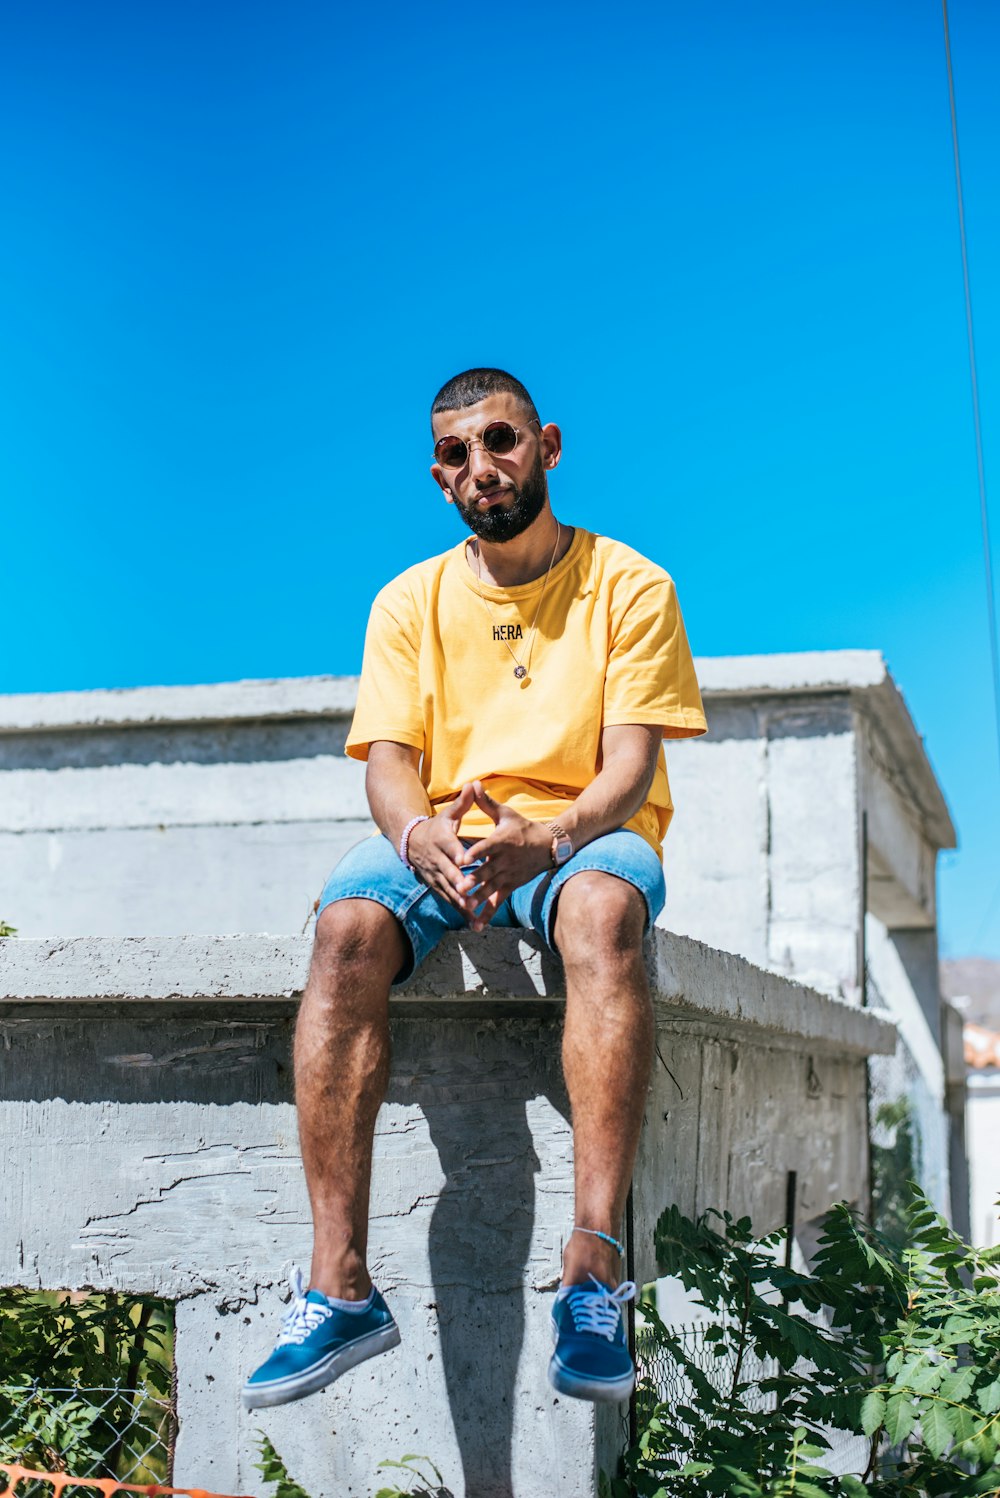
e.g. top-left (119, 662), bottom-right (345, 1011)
top-left (548, 1352), bottom-right (635, 1403)
top-left (242, 1322), bottom-right (401, 1408)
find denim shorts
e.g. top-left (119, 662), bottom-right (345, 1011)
top-left (316, 827), bottom-right (666, 986)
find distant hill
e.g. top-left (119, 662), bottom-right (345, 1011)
top-left (941, 959), bottom-right (1000, 1028)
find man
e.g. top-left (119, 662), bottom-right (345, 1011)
top-left (243, 368), bottom-right (707, 1410)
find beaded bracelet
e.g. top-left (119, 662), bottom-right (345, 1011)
top-left (399, 814), bottom-right (431, 870)
top-left (573, 1226), bottom-right (625, 1257)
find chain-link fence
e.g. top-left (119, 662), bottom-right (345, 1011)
top-left (635, 1321), bottom-right (777, 1411)
top-left (0, 1386), bottom-right (174, 1495)
top-left (628, 1320), bottom-right (778, 1458)
top-left (630, 1321), bottom-right (870, 1478)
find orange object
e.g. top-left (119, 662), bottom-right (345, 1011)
top-left (0, 1462), bottom-right (253, 1498)
top-left (965, 1022), bottom-right (1000, 1069)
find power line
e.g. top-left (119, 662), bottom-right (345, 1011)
top-left (942, 0), bottom-right (1000, 949)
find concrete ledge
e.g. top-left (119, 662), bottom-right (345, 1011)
top-left (0, 676), bottom-right (358, 732)
top-left (0, 930), bottom-right (895, 1055)
top-left (696, 649), bottom-right (888, 695)
top-left (0, 654), bottom-right (885, 732)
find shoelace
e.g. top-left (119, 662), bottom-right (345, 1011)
top-left (564, 1275), bottom-right (637, 1339)
top-left (276, 1267), bottom-right (332, 1346)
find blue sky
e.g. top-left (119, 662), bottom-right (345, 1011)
top-left (2, 0), bottom-right (998, 958)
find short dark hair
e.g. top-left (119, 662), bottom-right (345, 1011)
top-left (431, 367), bottom-right (539, 425)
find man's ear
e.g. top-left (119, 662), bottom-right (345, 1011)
top-left (539, 422), bottom-right (562, 471)
top-left (430, 463), bottom-right (455, 503)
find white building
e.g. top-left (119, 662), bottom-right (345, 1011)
top-left (0, 662), bottom-right (898, 1492)
top-left (0, 649), bottom-right (964, 1232)
top-left (661, 650), bottom-right (963, 1231)
top-left (0, 649), bottom-right (966, 1496)
top-left (941, 958), bottom-right (1000, 1246)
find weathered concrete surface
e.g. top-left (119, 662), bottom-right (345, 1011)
top-left (865, 916), bottom-right (950, 1215)
top-left (0, 652), bottom-right (955, 955)
top-left (0, 675), bottom-right (358, 731)
top-left (0, 821), bottom-right (373, 939)
top-left (0, 933), bottom-right (896, 1055)
top-left (0, 931), bottom-right (894, 1498)
top-left (694, 651), bottom-right (953, 852)
top-left (646, 655), bottom-right (961, 1227)
top-left (664, 686), bottom-right (947, 999)
top-left (0, 708), bottom-right (370, 939)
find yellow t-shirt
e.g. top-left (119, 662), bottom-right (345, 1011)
top-left (345, 528), bottom-right (708, 857)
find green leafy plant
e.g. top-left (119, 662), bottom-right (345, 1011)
top-left (374, 1453), bottom-right (453, 1498)
top-left (253, 1435), bottom-right (453, 1498)
top-left (871, 1097), bottom-right (918, 1255)
top-left (0, 921), bottom-right (16, 937)
top-left (253, 1432), bottom-right (312, 1498)
top-left (0, 1289), bottom-right (173, 1480)
top-left (605, 1186), bottom-right (1000, 1496)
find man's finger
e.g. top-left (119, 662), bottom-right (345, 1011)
top-left (442, 834), bottom-right (473, 868)
top-left (466, 869), bottom-right (512, 907)
top-left (434, 856), bottom-right (478, 897)
top-left (429, 866), bottom-right (477, 912)
top-left (463, 836), bottom-right (493, 863)
top-left (469, 888), bottom-right (508, 933)
top-left (444, 782), bottom-right (476, 821)
top-left (471, 780), bottom-right (502, 824)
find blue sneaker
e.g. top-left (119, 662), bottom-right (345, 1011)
top-left (242, 1269), bottom-right (400, 1408)
top-left (548, 1275), bottom-right (636, 1403)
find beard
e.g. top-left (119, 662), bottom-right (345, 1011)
top-left (451, 451), bottom-right (548, 543)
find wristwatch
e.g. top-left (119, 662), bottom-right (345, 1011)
top-left (548, 821), bottom-right (573, 869)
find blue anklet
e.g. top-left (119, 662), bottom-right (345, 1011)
top-left (572, 1226), bottom-right (625, 1257)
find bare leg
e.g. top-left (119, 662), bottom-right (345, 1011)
top-left (294, 898), bottom-right (407, 1300)
top-left (553, 872), bottom-right (654, 1288)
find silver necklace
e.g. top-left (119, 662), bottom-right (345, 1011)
top-left (471, 523), bottom-right (562, 681)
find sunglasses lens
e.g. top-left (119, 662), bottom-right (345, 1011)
top-left (482, 421), bottom-right (518, 456)
top-left (435, 437), bottom-right (468, 468)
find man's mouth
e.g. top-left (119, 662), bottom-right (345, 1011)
top-left (476, 486), bottom-right (512, 506)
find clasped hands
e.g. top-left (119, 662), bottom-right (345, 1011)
top-left (405, 780), bottom-right (554, 933)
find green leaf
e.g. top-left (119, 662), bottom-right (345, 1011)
top-left (908, 1358), bottom-right (944, 1395)
top-left (860, 1388), bottom-right (886, 1436)
top-left (977, 1377), bottom-right (1000, 1414)
top-left (920, 1398), bottom-right (956, 1459)
top-left (883, 1390), bottom-right (916, 1444)
top-left (939, 1365), bottom-right (976, 1403)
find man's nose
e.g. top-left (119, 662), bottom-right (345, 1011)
top-left (468, 442), bottom-right (499, 481)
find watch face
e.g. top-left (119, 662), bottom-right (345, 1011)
top-left (555, 837), bottom-right (573, 866)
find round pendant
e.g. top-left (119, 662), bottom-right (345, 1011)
top-left (513, 665), bottom-right (527, 679)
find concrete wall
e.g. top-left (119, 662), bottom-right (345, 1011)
top-left (0, 657), bottom-right (952, 988)
top-left (865, 917), bottom-right (949, 1214)
top-left (965, 1075), bottom-right (1000, 1248)
top-left (663, 657), bottom-right (960, 1226)
top-left (0, 654), bottom-right (961, 1237)
top-left (0, 713), bottom-right (370, 937)
top-left (663, 695), bottom-right (861, 997)
top-left (0, 930), bottom-right (893, 1498)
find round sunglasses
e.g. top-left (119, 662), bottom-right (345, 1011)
top-left (433, 418), bottom-right (540, 470)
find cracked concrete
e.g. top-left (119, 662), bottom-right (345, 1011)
top-left (0, 929), bottom-right (893, 1498)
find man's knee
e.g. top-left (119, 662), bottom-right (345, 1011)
top-left (554, 872), bottom-right (647, 965)
top-left (311, 899), bottom-right (406, 981)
